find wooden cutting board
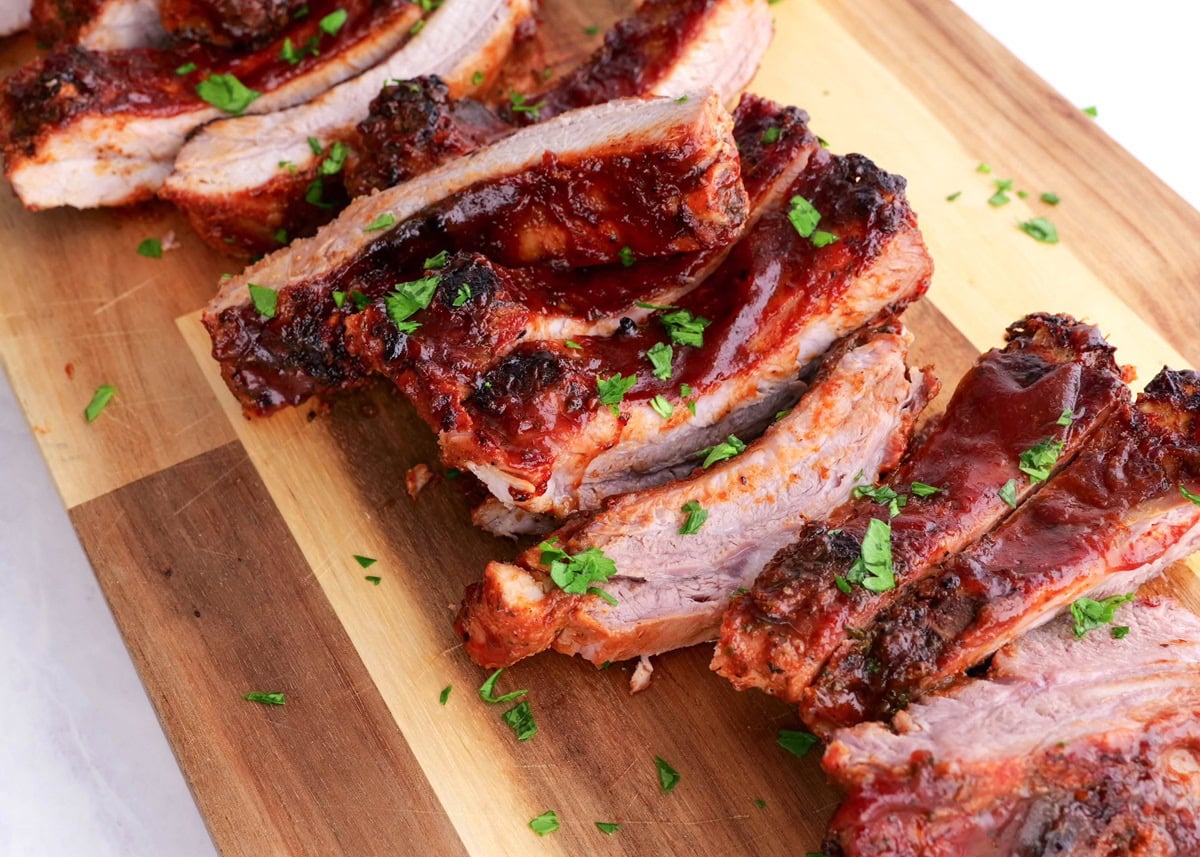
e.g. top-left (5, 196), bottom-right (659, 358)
top-left (3, 1), bottom-right (1200, 854)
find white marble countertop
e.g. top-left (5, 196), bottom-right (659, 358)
top-left (1, 4), bottom-right (1196, 854)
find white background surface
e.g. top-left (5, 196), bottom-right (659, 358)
top-left (1, 4), bottom-right (1197, 855)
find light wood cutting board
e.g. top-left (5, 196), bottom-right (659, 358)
top-left (2, 1), bottom-right (1199, 854)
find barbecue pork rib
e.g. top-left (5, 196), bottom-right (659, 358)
top-left (163, 0), bottom-right (769, 255)
top-left (345, 145), bottom-right (929, 524)
top-left (2, 0), bottom-right (32, 38)
top-left (159, 0), bottom-right (309, 48)
top-left (803, 368), bottom-right (1200, 735)
top-left (30, 0), bottom-right (165, 50)
top-left (1, 0), bottom-right (427, 209)
top-left (455, 327), bottom-right (936, 668)
top-left (713, 314), bottom-right (1131, 703)
top-left (345, 0), bottom-right (774, 197)
top-left (203, 93), bottom-right (749, 415)
top-left (822, 598), bottom-right (1200, 856)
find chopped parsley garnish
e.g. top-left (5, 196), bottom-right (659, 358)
top-left (354, 555), bottom-right (377, 568)
top-left (364, 212), bottom-right (395, 232)
top-left (853, 484), bottom-right (905, 518)
top-left (1019, 216), bottom-right (1059, 244)
top-left (774, 408), bottom-right (791, 422)
top-left (1019, 438), bottom-right (1065, 483)
top-left (583, 25), bottom-right (600, 35)
top-left (761, 126), bottom-right (781, 145)
top-left (502, 700), bottom-right (537, 741)
top-left (661, 309), bottom-right (711, 347)
top-left (196, 73), bottom-right (260, 114)
top-left (409, 18), bottom-right (424, 34)
top-left (424, 250), bottom-right (449, 268)
top-left (137, 237), bottom-right (162, 258)
top-left (654, 756), bottom-right (680, 793)
top-left (987, 189), bottom-right (1011, 207)
top-left (647, 341), bottom-right (673, 380)
top-left (279, 160), bottom-right (297, 173)
top-left (274, 228), bottom-right (288, 244)
top-left (319, 8), bottom-right (347, 35)
top-left (444, 468), bottom-right (461, 479)
top-left (843, 518), bottom-right (895, 592)
top-left (471, 70), bottom-right (484, 86)
top-left (439, 685), bottom-right (451, 705)
top-left (910, 482), bottom-right (940, 497)
top-left (636, 301), bottom-right (679, 311)
top-left (754, 798), bottom-right (767, 809)
top-left (976, 162), bottom-right (992, 174)
top-left (478, 668), bottom-right (528, 704)
top-left (508, 91), bottom-right (546, 119)
top-left (679, 500), bottom-right (707, 535)
top-left (1056, 408), bottom-right (1075, 426)
top-left (280, 36), bottom-right (315, 65)
top-left (1112, 625), bottom-right (1130, 639)
top-left (618, 245), bottom-right (635, 267)
top-left (595, 822), bottom-right (620, 835)
top-left (777, 729), bottom-right (819, 758)
top-left (565, 340), bottom-right (583, 350)
top-left (538, 538), bottom-right (618, 603)
top-left (248, 283), bottom-right (277, 318)
top-left (1083, 105), bottom-right (1098, 117)
top-left (452, 283), bottom-right (471, 307)
top-left (699, 435), bottom-right (746, 468)
top-left (385, 274), bottom-right (441, 333)
top-left (305, 177), bottom-right (333, 209)
top-left (332, 290), bottom-right (346, 308)
top-left (999, 478), bottom-right (1018, 509)
top-left (787, 194), bottom-right (821, 238)
top-left (649, 395), bottom-right (674, 420)
top-left (364, 575), bottom-right (381, 585)
top-left (175, 62), bottom-right (197, 75)
top-left (350, 291), bottom-right (369, 310)
top-left (681, 383), bottom-right (697, 415)
top-left (597, 373), bottom-right (637, 415)
top-left (307, 136), bottom-right (324, 156)
top-left (1041, 192), bottom-right (1061, 205)
top-left (84, 384), bottom-right (117, 423)
top-left (243, 692), bottom-right (285, 706)
top-left (1181, 485), bottom-right (1200, 506)
top-left (1017, 190), bottom-right (1029, 199)
top-left (811, 230), bottom-right (839, 247)
top-left (529, 811), bottom-right (559, 836)
top-left (1070, 593), bottom-right (1134, 639)
top-left (946, 191), bottom-right (961, 202)
top-left (318, 141), bottom-right (348, 176)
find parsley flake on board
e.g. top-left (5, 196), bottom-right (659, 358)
top-left (946, 190), bottom-right (962, 202)
top-left (618, 245), bottom-right (636, 267)
top-left (364, 212), bottom-right (395, 232)
top-left (660, 309), bottom-right (711, 347)
top-left (538, 538), bottom-right (618, 603)
top-left (502, 700), bottom-right (537, 741)
top-left (353, 555), bottom-right (377, 568)
top-left (595, 822), bottom-right (620, 835)
top-left (439, 685), bottom-right (451, 705)
top-left (243, 691), bottom-right (285, 705)
top-left (1083, 105), bottom-right (1098, 117)
top-left (1019, 216), bottom-right (1059, 244)
top-left (319, 8), bottom-right (347, 35)
top-left (364, 575), bottom-right (381, 585)
top-left (137, 238), bottom-right (162, 258)
top-left (385, 275), bottom-right (441, 333)
top-left (1041, 192), bottom-right (1061, 206)
top-left (910, 481), bottom-right (940, 497)
top-left (647, 341), bottom-right (673, 380)
top-left (699, 435), bottom-right (746, 468)
top-left (655, 756), bottom-right (680, 793)
top-left (977, 162), bottom-right (992, 174)
top-left (777, 729), bottom-right (819, 758)
top-left (84, 385), bottom-right (117, 423)
top-left (247, 283), bottom-right (277, 318)
top-left (679, 500), bottom-right (708, 535)
top-left (1070, 593), bottom-right (1134, 639)
top-left (196, 73), bottom-right (260, 114)
top-left (754, 798), bottom-right (767, 809)
top-left (529, 811), bottom-right (559, 836)
top-left (1019, 438), bottom-right (1065, 483)
top-left (999, 478), bottom-right (1018, 509)
top-left (841, 518), bottom-right (895, 593)
top-left (478, 668), bottom-right (528, 704)
top-left (649, 395), bottom-right (674, 420)
top-left (597, 373), bottom-right (637, 415)
top-left (583, 24), bottom-right (600, 35)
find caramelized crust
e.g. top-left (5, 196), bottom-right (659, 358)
top-left (804, 368), bottom-right (1200, 735)
top-left (159, 0), bottom-right (309, 49)
top-left (30, 0), bottom-right (104, 45)
top-left (713, 314), bottom-right (1131, 704)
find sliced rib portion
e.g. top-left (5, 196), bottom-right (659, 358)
top-left (30, 0), bottom-right (165, 50)
top-left (804, 368), bottom-right (1200, 735)
top-left (159, 0), bottom-right (308, 48)
top-left (822, 599), bottom-right (1200, 857)
top-left (346, 146), bottom-right (929, 522)
top-left (2, 0), bottom-right (426, 209)
top-left (455, 327), bottom-right (936, 668)
top-left (161, 0), bottom-right (534, 254)
top-left (714, 314), bottom-right (1131, 703)
top-left (203, 93), bottom-right (748, 414)
top-left (346, 0), bottom-right (773, 196)
top-left (2, 0), bottom-right (32, 38)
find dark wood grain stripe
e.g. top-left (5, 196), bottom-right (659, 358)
top-left (70, 442), bottom-right (468, 857)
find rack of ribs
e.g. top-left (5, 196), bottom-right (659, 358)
top-left (802, 367), bottom-right (1200, 735)
top-left (714, 314), bottom-right (1131, 703)
top-left (163, 0), bottom-right (772, 255)
top-left (455, 325), bottom-right (936, 668)
top-left (822, 598), bottom-right (1200, 856)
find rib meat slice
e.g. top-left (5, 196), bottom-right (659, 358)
top-left (822, 598), bottom-right (1200, 857)
top-left (203, 93), bottom-right (749, 415)
top-left (345, 145), bottom-right (929, 522)
top-left (30, 0), bottom-right (165, 50)
top-left (3, 0), bottom-right (32, 38)
top-left (804, 368), bottom-right (1200, 735)
top-left (1, 0), bottom-right (427, 209)
top-left (164, 0), bottom-right (768, 255)
top-left (159, 0), bottom-right (308, 48)
top-left (455, 326), bottom-right (936, 668)
top-left (713, 314), bottom-right (1131, 703)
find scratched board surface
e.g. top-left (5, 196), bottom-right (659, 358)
top-left (2, 1), bottom-right (1199, 854)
